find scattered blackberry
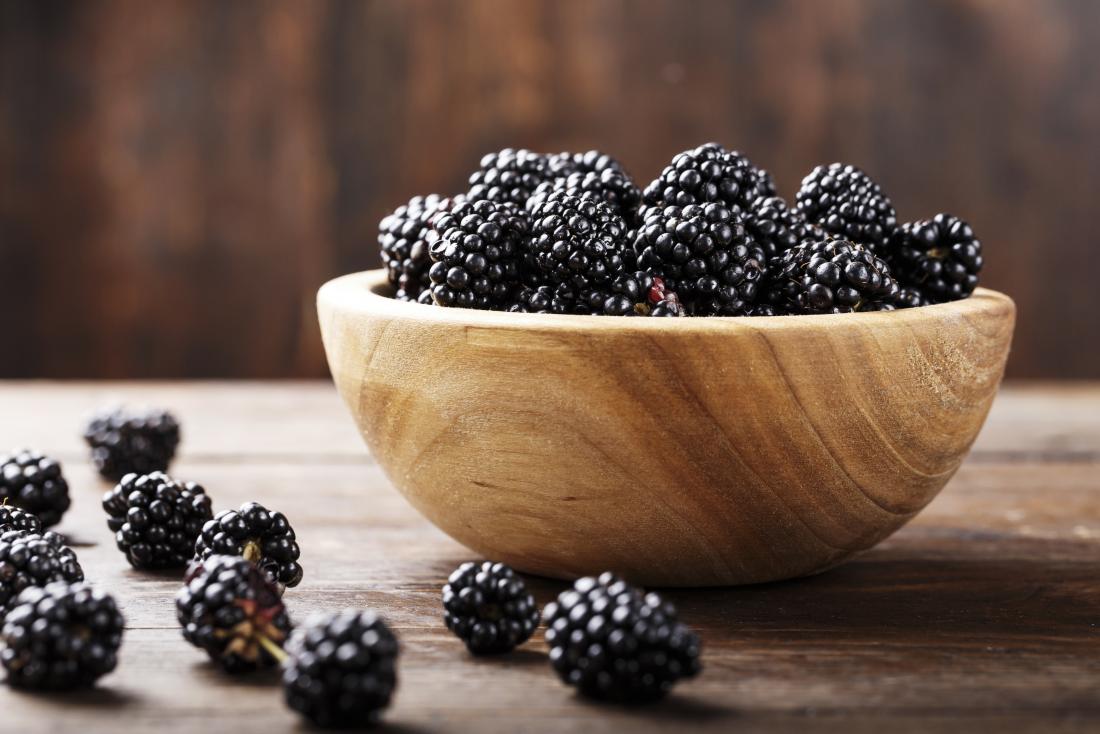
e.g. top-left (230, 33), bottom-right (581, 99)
top-left (194, 501), bottom-right (303, 588)
top-left (0, 450), bottom-right (71, 528)
top-left (643, 143), bottom-right (772, 213)
top-left (102, 471), bottom-right (214, 570)
top-left (379, 194), bottom-right (461, 301)
top-left (176, 554), bottom-right (292, 673)
top-left (887, 214), bottom-right (982, 303)
top-left (0, 504), bottom-right (43, 534)
top-left (0, 529), bottom-right (84, 613)
top-left (283, 610), bottom-right (399, 728)
top-left (544, 572), bottom-right (702, 702)
top-left (467, 147), bottom-right (551, 206)
top-left (83, 407), bottom-right (181, 482)
top-left (795, 163), bottom-right (898, 251)
top-left (746, 195), bottom-right (813, 258)
top-left (1, 581), bottom-right (124, 690)
top-left (528, 190), bottom-right (631, 291)
top-left (442, 561), bottom-right (539, 655)
top-left (763, 238), bottom-right (900, 314)
top-left (633, 202), bottom-right (766, 316)
top-left (427, 198), bottom-right (530, 309)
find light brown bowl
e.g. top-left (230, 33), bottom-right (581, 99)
top-left (318, 269), bottom-right (1015, 587)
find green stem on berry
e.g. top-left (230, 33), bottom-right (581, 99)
top-left (258, 634), bottom-right (288, 664)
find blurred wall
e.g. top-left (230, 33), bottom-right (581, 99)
top-left (1, 0), bottom-right (1097, 379)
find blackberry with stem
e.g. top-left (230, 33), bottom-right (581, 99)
top-left (0, 529), bottom-right (84, 614)
top-left (177, 554), bottom-right (292, 673)
top-left (102, 471), bottom-right (214, 570)
top-left (283, 610), bottom-right (399, 728)
top-left (84, 407), bottom-right (181, 482)
top-left (528, 190), bottom-right (631, 293)
top-left (633, 202), bottom-right (766, 316)
top-left (427, 198), bottom-right (530, 309)
top-left (544, 572), bottom-right (702, 702)
top-left (195, 501), bottom-right (303, 588)
top-left (795, 162), bottom-right (898, 251)
top-left (643, 142), bottom-right (773, 213)
top-left (0, 450), bottom-right (71, 528)
top-left (763, 238), bottom-right (900, 314)
top-left (442, 561), bottom-right (539, 655)
top-left (379, 194), bottom-right (461, 301)
top-left (887, 213), bottom-right (982, 303)
top-left (0, 504), bottom-right (44, 534)
top-left (1, 581), bottom-right (124, 690)
top-left (467, 148), bottom-right (551, 206)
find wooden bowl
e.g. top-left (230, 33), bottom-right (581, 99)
top-left (318, 270), bottom-right (1015, 587)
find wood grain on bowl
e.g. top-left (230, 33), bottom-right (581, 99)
top-left (319, 270), bottom-right (1016, 586)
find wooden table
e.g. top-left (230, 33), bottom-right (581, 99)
top-left (1, 382), bottom-right (1097, 733)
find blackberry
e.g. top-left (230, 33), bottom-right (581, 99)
top-left (1, 581), bottom-right (124, 690)
top-left (0, 450), bottom-right (71, 528)
top-left (548, 149), bottom-right (627, 178)
top-left (633, 202), bottom-right (766, 316)
top-left (643, 143), bottom-right (772, 213)
top-left (506, 282), bottom-right (582, 315)
top-left (194, 501), bottom-right (303, 588)
top-left (427, 198), bottom-right (530, 309)
top-left (887, 214), bottom-right (982, 303)
top-left (528, 190), bottom-right (631, 291)
top-left (530, 169), bottom-right (643, 226)
top-left (544, 572), bottom-right (702, 702)
top-left (176, 554), bottom-right (291, 673)
top-left (378, 194), bottom-right (461, 301)
top-left (0, 529), bottom-right (84, 613)
top-left (601, 272), bottom-right (685, 317)
top-left (102, 471), bottom-right (214, 570)
top-left (746, 195), bottom-right (813, 258)
top-left (83, 407), bottom-right (181, 482)
top-left (763, 238), bottom-right (900, 314)
top-left (283, 610), bottom-right (399, 728)
top-left (467, 148), bottom-right (551, 206)
top-left (442, 561), bottom-right (539, 655)
top-left (0, 504), bottom-right (43, 534)
top-left (895, 286), bottom-right (929, 309)
top-left (795, 163), bottom-right (898, 250)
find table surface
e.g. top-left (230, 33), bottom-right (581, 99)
top-left (0, 381), bottom-right (1097, 733)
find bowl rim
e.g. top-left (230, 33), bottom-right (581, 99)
top-left (319, 269), bottom-right (1015, 332)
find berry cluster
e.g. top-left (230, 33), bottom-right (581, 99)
top-left (378, 144), bottom-right (984, 315)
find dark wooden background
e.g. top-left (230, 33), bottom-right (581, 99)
top-left (2, 0), bottom-right (1097, 379)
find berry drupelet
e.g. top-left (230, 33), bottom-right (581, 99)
top-left (643, 143), bottom-right (773, 213)
top-left (633, 202), bottom-right (766, 316)
top-left (887, 213), bottom-right (983, 303)
top-left (1, 581), bottom-right (124, 690)
top-left (763, 238), bottom-right (900, 314)
top-left (427, 198), bottom-right (530, 309)
top-left (795, 163), bottom-right (898, 251)
top-left (83, 407), bottom-right (181, 482)
top-left (528, 190), bottom-right (631, 292)
top-left (0, 450), bottom-right (71, 528)
top-left (194, 501), bottom-right (303, 588)
top-left (544, 572), bottom-right (702, 703)
top-left (0, 504), bottom-right (44, 534)
top-left (442, 561), bottom-right (539, 655)
top-left (746, 195), bottom-right (814, 259)
top-left (0, 529), bottom-right (84, 613)
top-left (102, 471), bottom-right (214, 570)
top-left (467, 147), bottom-right (551, 206)
top-left (283, 610), bottom-right (399, 728)
top-left (176, 554), bottom-right (292, 673)
top-left (379, 194), bottom-right (461, 301)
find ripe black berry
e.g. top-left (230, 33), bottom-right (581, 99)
top-left (528, 190), bottom-right (631, 291)
top-left (102, 471), bottom-right (214, 570)
top-left (795, 163), bottom-right (898, 250)
top-left (0, 529), bottom-right (84, 613)
top-left (0, 450), bottom-right (71, 528)
top-left (176, 554), bottom-right (291, 673)
top-left (379, 194), bottom-right (462, 301)
top-left (442, 561), bottom-right (539, 655)
top-left (544, 572), bottom-right (702, 702)
top-left (887, 214), bottom-right (982, 303)
top-left (194, 501), bottom-right (303, 588)
top-left (633, 202), bottom-right (766, 315)
top-left (427, 198), bottom-right (530, 309)
top-left (283, 610), bottom-right (399, 728)
top-left (763, 238), bottom-right (900, 314)
top-left (534, 151), bottom-right (641, 225)
top-left (643, 143), bottom-right (773, 213)
top-left (746, 195), bottom-right (814, 258)
top-left (1, 581), bottom-right (124, 690)
top-left (467, 148), bottom-right (551, 206)
top-left (83, 407), bottom-right (181, 482)
top-left (0, 504), bottom-right (44, 534)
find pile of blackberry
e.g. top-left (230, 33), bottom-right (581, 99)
top-left (378, 145), bottom-right (984, 315)
top-left (0, 450), bottom-right (71, 528)
top-left (84, 407), bottom-right (181, 481)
